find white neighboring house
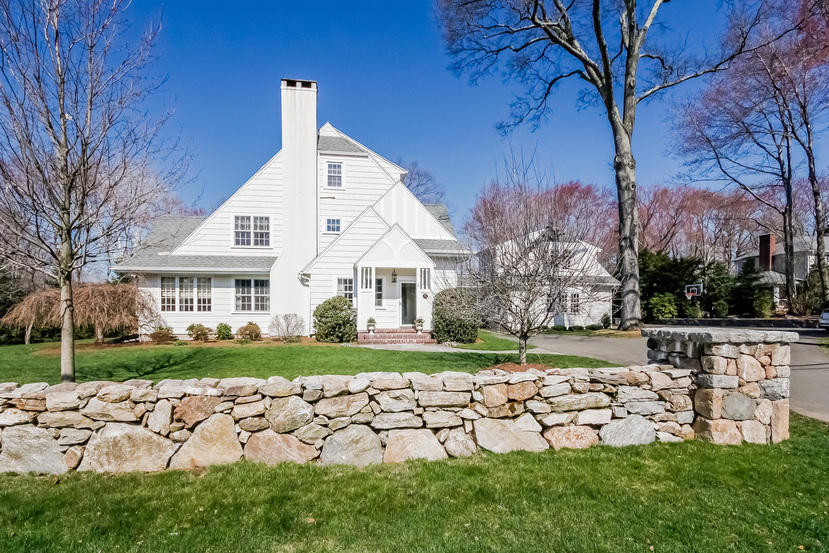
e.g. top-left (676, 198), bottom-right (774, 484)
top-left (112, 79), bottom-right (466, 340)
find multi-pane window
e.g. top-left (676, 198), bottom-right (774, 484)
top-left (326, 218), bottom-right (341, 233)
top-left (570, 292), bottom-right (580, 315)
top-left (179, 277), bottom-right (194, 311)
top-left (234, 216), bottom-right (251, 246)
top-left (235, 279), bottom-right (251, 311)
top-left (419, 268), bottom-right (431, 289)
top-left (235, 279), bottom-right (269, 312)
top-left (235, 215), bottom-right (269, 247)
top-left (254, 279), bottom-right (270, 311)
top-left (161, 277), bottom-right (176, 312)
top-left (360, 267), bottom-right (372, 289)
top-left (337, 277), bottom-right (354, 305)
top-left (375, 278), bottom-right (383, 307)
top-left (197, 278), bottom-right (212, 312)
top-left (253, 217), bottom-right (270, 246)
top-left (327, 162), bottom-right (342, 188)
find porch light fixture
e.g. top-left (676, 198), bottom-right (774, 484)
top-left (391, 270), bottom-right (397, 283)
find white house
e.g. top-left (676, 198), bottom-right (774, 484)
top-left (113, 79), bottom-right (466, 340)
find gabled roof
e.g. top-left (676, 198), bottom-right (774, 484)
top-left (424, 204), bottom-right (456, 237)
top-left (414, 239), bottom-right (469, 256)
top-left (114, 255), bottom-right (276, 273)
top-left (137, 216), bottom-right (205, 253)
top-left (355, 224), bottom-right (435, 269)
top-left (318, 135), bottom-right (365, 154)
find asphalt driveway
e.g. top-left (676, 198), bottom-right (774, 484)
top-left (530, 330), bottom-right (829, 422)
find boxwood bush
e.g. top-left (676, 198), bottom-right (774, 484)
top-left (313, 296), bottom-right (357, 343)
top-left (431, 288), bottom-right (478, 344)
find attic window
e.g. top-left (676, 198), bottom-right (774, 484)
top-left (327, 162), bottom-right (342, 188)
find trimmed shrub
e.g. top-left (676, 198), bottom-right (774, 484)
top-left (600, 313), bottom-right (611, 329)
top-left (754, 291), bottom-right (774, 318)
top-left (269, 313), bottom-right (305, 343)
top-left (587, 324), bottom-right (603, 331)
top-left (712, 299), bottom-right (730, 318)
top-left (149, 326), bottom-right (176, 344)
top-left (215, 323), bottom-right (233, 340)
top-left (682, 301), bottom-right (703, 318)
top-left (235, 322), bottom-right (262, 341)
top-left (648, 293), bottom-right (678, 320)
top-left (186, 323), bottom-right (213, 342)
top-left (313, 296), bottom-right (357, 343)
top-left (431, 288), bottom-right (478, 344)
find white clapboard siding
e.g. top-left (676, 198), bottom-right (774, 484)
top-left (308, 209), bottom-right (389, 321)
top-left (173, 152), bottom-right (285, 256)
top-left (139, 274), bottom-right (274, 337)
top-left (318, 153), bottom-right (396, 251)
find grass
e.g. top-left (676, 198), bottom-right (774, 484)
top-left (455, 329), bottom-right (536, 351)
top-left (542, 328), bottom-right (643, 338)
top-left (0, 340), bottom-right (612, 384)
top-left (0, 414), bottom-right (827, 552)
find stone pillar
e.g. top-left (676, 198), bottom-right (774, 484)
top-left (642, 327), bottom-right (795, 445)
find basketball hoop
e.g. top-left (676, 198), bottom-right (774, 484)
top-left (684, 283), bottom-right (703, 301)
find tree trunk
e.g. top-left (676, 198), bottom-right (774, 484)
top-left (518, 336), bottom-right (528, 365)
top-left (25, 320), bottom-right (33, 345)
top-left (804, 145), bottom-right (828, 304)
top-left (58, 239), bottom-right (75, 382)
top-left (783, 207), bottom-right (797, 307)
top-left (613, 136), bottom-right (642, 330)
top-left (95, 323), bottom-right (104, 344)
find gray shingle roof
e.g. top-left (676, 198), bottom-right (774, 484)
top-left (424, 204), bottom-right (456, 237)
top-left (318, 135), bottom-right (365, 154)
top-left (414, 239), bottom-right (468, 256)
top-left (112, 215), bottom-right (276, 274)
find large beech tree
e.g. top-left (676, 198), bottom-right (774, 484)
top-left (437, 0), bottom-right (795, 329)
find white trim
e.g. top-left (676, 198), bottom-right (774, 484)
top-left (230, 213), bottom-right (273, 249)
top-left (301, 206), bottom-right (390, 273)
top-left (323, 158), bottom-right (346, 190)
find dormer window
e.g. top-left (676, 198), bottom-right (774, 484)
top-left (234, 215), bottom-right (269, 247)
top-left (327, 162), bottom-right (342, 188)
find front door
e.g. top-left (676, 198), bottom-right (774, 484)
top-left (401, 282), bottom-right (416, 325)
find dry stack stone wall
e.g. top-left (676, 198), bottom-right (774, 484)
top-left (644, 327), bottom-right (794, 445)
top-left (0, 328), bottom-right (794, 474)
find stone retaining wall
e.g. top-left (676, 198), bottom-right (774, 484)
top-left (0, 328), bottom-right (795, 474)
top-left (644, 327), bottom-right (794, 445)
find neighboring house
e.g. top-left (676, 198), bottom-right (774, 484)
top-left (112, 79), bottom-right (466, 339)
top-left (733, 233), bottom-right (824, 305)
top-left (477, 230), bottom-right (618, 329)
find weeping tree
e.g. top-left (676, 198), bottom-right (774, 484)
top-left (436, 0), bottom-right (805, 329)
top-left (0, 0), bottom-right (182, 381)
top-left (1, 282), bottom-right (157, 344)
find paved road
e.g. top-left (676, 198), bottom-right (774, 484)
top-left (530, 330), bottom-right (829, 422)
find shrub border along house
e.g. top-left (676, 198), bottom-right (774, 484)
top-left (0, 328), bottom-right (793, 474)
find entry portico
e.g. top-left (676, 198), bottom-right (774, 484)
top-left (356, 224), bottom-right (435, 331)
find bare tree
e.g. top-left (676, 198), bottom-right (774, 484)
top-left (0, 0), bottom-right (181, 380)
top-left (399, 159), bottom-right (445, 204)
top-left (437, 0), bottom-right (801, 329)
top-left (463, 158), bottom-right (611, 363)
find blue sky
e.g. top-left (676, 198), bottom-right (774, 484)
top-left (130, 1), bottom-right (766, 220)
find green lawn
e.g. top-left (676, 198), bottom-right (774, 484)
top-left (0, 414), bottom-right (827, 552)
top-left (0, 340), bottom-right (612, 384)
top-left (455, 329), bottom-right (536, 351)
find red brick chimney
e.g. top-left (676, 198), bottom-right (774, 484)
top-left (759, 233), bottom-right (775, 271)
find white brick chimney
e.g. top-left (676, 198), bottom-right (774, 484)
top-left (272, 79), bottom-right (318, 331)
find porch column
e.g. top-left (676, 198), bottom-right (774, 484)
top-left (416, 267), bottom-right (434, 331)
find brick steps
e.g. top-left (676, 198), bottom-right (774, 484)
top-left (358, 329), bottom-right (436, 344)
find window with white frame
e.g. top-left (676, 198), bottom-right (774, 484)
top-left (570, 292), bottom-right (580, 315)
top-left (253, 217), bottom-right (270, 246)
top-left (419, 268), bottom-right (431, 289)
top-left (234, 278), bottom-right (270, 312)
top-left (327, 162), bottom-right (342, 188)
top-left (360, 267), bottom-right (372, 289)
top-left (375, 278), bottom-right (383, 307)
top-left (326, 218), bottom-right (341, 233)
top-left (197, 278), bottom-right (212, 312)
top-left (161, 277), bottom-right (176, 312)
top-left (179, 277), bottom-right (194, 311)
top-left (337, 277), bottom-right (354, 305)
top-left (234, 216), bottom-right (251, 246)
top-left (254, 279), bottom-right (270, 311)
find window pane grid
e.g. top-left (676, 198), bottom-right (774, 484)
top-left (253, 217), bottom-right (270, 246)
top-left (327, 162), bottom-right (342, 187)
top-left (179, 277), bottom-right (194, 311)
top-left (254, 279), bottom-right (270, 312)
top-left (234, 216), bottom-right (251, 246)
top-left (197, 278), bottom-right (212, 312)
top-left (161, 277), bottom-right (176, 312)
top-left (375, 278), bottom-right (383, 307)
top-left (235, 279), bottom-right (251, 311)
top-left (326, 218), bottom-right (341, 233)
top-left (337, 277), bottom-right (354, 305)
top-left (570, 293), bottom-right (580, 315)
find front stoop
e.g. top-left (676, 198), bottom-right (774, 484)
top-left (358, 328), bottom-right (436, 345)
